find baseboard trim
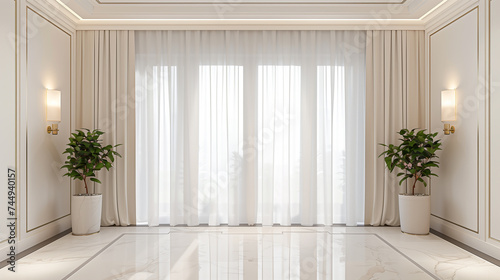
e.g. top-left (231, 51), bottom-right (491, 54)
top-left (0, 229), bottom-right (71, 269)
top-left (431, 229), bottom-right (500, 267)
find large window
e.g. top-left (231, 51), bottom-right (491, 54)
top-left (198, 65), bottom-right (243, 224)
top-left (316, 66), bottom-right (346, 224)
top-left (135, 30), bottom-right (365, 226)
top-left (257, 65), bottom-right (301, 225)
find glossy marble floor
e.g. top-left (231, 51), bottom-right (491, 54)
top-left (1, 227), bottom-right (500, 280)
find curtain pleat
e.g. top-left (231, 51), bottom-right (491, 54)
top-left (136, 30), bottom-right (366, 226)
top-left (75, 30), bottom-right (136, 226)
top-left (364, 30), bottom-right (425, 226)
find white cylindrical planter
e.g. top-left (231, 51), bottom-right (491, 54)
top-left (399, 194), bottom-right (431, 235)
top-left (71, 194), bottom-right (102, 236)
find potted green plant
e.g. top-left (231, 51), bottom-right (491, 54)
top-left (61, 129), bottom-right (121, 236)
top-left (379, 128), bottom-right (442, 235)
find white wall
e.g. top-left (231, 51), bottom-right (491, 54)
top-left (0, 0), bottom-right (17, 244)
top-left (26, 7), bottom-right (71, 232)
top-left (427, 0), bottom-right (500, 259)
top-left (489, 0), bottom-right (500, 243)
top-left (429, 7), bottom-right (479, 233)
top-left (0, 0), bottom-right (76, 259)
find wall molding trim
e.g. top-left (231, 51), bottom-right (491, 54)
top-left (487, 0), bottom-right (500, 245)
top-left (428, 5), bottom-right (480, 234)
top-left (15, 0), bottom-right (75, 255)
top-left (25, 6), bottom-right (72, 233)
top-left (426, 0), bottom-right (500, 259)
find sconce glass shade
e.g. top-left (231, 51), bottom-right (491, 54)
top-left (46, 90), bottom-right (61, 122)
top-left (441, 90), bottom-right (456, 122)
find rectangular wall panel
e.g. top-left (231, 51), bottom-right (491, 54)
top-left (429, 9), bottom-right (478, 232)
top-left (490, 0), bottom-right (500, 241)
top-left (26, 8), bottom-right (71, 231)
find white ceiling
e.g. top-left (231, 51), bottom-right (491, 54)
top-left (96, 0), bottom-right (408, 3)
top-left (44, 0), bottom-right (461, 28)
top-left (55, 0), bottom-right (448, 19)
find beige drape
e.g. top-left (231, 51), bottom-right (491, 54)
top-left (365, 30), bottom-right (425, 226)
top-left (76, 30), bottom-right (136, 226)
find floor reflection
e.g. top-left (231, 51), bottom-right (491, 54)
top-left (67, 231), bottom-right (434, 280)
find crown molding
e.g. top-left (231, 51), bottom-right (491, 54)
top-left (423, 0), bottom-right (479, 31)
top-left (75, 19), bottom-right (425, 30)
top-left (27, 0), bottom-right (77, 32)
top-left (48, 0), bottom-right (458, 29)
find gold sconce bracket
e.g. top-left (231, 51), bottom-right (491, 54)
top-left (443, 123), bottom-right (455, 135)
top-left (47, 124), bottom-right (59, 135)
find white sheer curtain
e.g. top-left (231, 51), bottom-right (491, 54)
top-left (135, 30), bottom-right (365, 226)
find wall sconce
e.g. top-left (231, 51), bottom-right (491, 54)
top-left (441, 89), bottom-right (456, 135)
top-left (46, 89), bottom-right (61, 135)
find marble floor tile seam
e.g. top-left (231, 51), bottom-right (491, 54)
top-left (372, 233), bottom-right (440, 280)
top-left (62, 231), bottom-right (440, 280)
top-left (62, 233), bottom-right (130, 280)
